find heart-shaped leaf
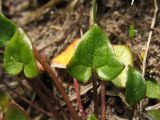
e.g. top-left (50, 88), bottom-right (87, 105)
top-left (4, 28), bottom-right (39, 78)
top-left (125, 66), bottom-right (146, 106)
top-left (146, 80), bottom-right (160, 99)
top-left (87, 114), bottom-right (98, 120)
top-left (0, 14), bottom-right (39, 78)
top-left (112, 45), bottom-right (133, 88)
top-left (4, 103), bottom-right (30, 120)
top-left (67, 24), bottom-right (124, 82)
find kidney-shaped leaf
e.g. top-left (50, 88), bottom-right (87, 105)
top-left (125, 66), bottom-right (146, 106)
top-left (0, 14), bottom-right (39, 78)
top-left (146, 80), bottom-right (160, 100)
top-left (4, 103), bottom-right (30, 120)
top-left (67, 24), bottom-right (124, 82)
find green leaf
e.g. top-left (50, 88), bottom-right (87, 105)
top-left (112, 45), bottom-right (133, 88)
top-left (0, 14), bottom-right (39, 78)
top-left (125, 66), bottom-right (146, 106)
top-left (4, 28), bottom-right (39, 78)
top-left (0, 91), bottom-right (11, 112)
top-left (0, 14), bottom-right (16, 48)
top-left (67, 24), bottom-right (124, 82)
top-left (129, 24), bottom-right (136, 39)
top-left (146, 80), bottom-right (160, 99)
top-left (4, 103), bottom-right (30, 120)
top-left (87, 114), bottom-right (98, 120)
top-left (148, 110), bottom-right (160, 120)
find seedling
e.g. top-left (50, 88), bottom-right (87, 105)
top-left (129, 24), bottom-right (137, 39)
top-left (0, 0), bottom-right (153, 119)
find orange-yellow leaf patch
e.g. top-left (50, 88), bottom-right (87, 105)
top-left (51, 38), bottom-right (80, 68)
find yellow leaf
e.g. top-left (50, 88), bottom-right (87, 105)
top-left (51, 38), bottom-right (80, 68)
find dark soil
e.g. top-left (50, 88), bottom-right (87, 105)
top-left (1, 0), bottom-right (160, 120)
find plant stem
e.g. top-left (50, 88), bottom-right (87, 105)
top-left (100, 81), bottom-right (106, 120)
top-left (33, 47), bottom-right (79, 120)
top-left (73, 78), bottom-right (87, 120)
top-left (92, 70), bottom-right (98, 116)
top-left (129, 105), bottom-right (135, 120)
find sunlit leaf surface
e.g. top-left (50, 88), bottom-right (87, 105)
top-left (146, 80), bottom-right (160, 99)
top-left (148, 110), bottom-right (160, 120)
top-left (112, 45), bottom-right (133, 88)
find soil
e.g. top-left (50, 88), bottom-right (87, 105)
top-left (1, 0), bottom-right (160, 120)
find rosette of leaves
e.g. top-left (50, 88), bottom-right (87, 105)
top-left (67, 24), bottom-right (125, 82)
top-left (0, 14), bottom-right (39, 78)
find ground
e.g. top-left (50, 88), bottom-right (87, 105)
top-left (0, 0), bottom-right (160, 120)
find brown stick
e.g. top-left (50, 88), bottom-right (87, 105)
top-left (92, 70), bottom-right (98, 116)
top-left (33, 47), bottom-right (79, 120)
top-left (23, 0), bottom-right (60, 25)
top-left (73, 78), bottom-right (86, 120)
top-left (100, 81), bottom-right (106, 120)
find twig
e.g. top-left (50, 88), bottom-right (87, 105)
top-left (0, 0), bottom-right (2, 13)
top-left (23, 0), bottom-right (60, 25)
top-left (141, 0), bottom-right (158, 112)
top-left (129, 105), bottom-right (135, 120)
top-left (33, 47), bottom-right (79, 120)
top-left (92, 70), bottom-right (98, 116)
top-left (73, 78), bottom-right (86, 120)
top-left (142, 0), bottom-right (158, 77)
top-left (100, 81), bottom-right (106, 120)
top-left (145, 103), bottom-right (160, 111)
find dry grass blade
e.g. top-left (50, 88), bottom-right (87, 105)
top-left (22, 0), bottom-right (60, 25)
top-left (141, 0), bottom-right (158, 113)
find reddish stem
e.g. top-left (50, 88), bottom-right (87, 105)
top-left (92, 70), bottom-right (98, 116)
top-left (73, 78), bottom-right (87, 120)
top-left (33, 47), bottom-right (79, 120)
top-left (101, 81), bottom-right (106, 120)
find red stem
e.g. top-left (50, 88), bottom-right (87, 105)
top-left (92, 70), bottom-right (98, 116)
top-left (73, 78), bottom-right (87, 120)
top-left (33, 47), bottom-right (79, 120)
top-left (101, 81), bottom-right (106, 120)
